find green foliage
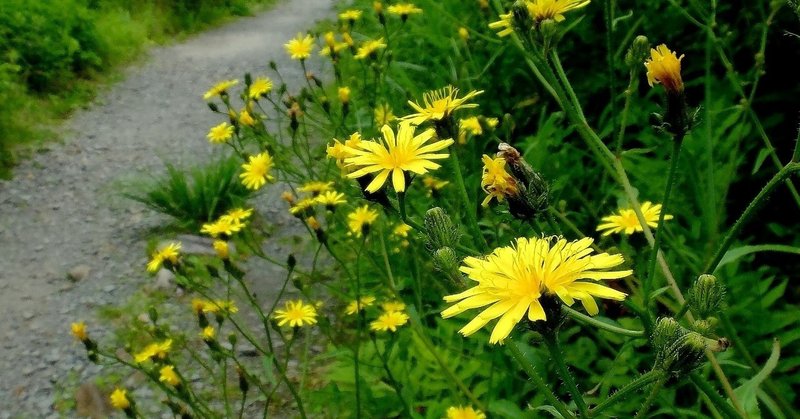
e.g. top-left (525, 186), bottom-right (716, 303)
top-left (125, 155), bottom-right (253, 230)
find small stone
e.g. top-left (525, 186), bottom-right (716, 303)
top-left (102, 285), bottom-right (116, 293)
top-left (67, 265), bottom-right (91, 282)
top-left (153, 268), bottom-right (175, 291)
top-left (22, 312), bottom-right (35, 320)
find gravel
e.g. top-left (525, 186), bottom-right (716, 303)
top-left (0, 0), bottom-right (334, 415)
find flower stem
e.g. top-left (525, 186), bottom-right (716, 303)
top-left (591, 369), bottom-right (666, 416)
top-left (633, 373), bottom-right (668, 418)
top-left (704, 161), bottom-right (800, 273)
top-left (506, 341), bottom-right (575, 419)
top-left (644, 136), bottom-right (684, 302)
top-left (354, 236), bottom-right (366, 419)
top-left (542, 332), bottom-right (589, 418)
top-left (689, 372), bottom-right (743, 419)
top-left (562, 306), bottom-right (645, 338)
top-left (448, 148), bottom-right (488, 251)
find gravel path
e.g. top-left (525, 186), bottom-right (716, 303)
top-left (0, 1), bottom-right (333, 415)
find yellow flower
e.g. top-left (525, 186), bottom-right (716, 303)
top-left (381, 300), bottom-right (406, 312)
top-left (239, 109), bottom-right (256, 126)
top-left (307, 216), bottom-right (321, 230)
top-left (488, 13), bottom-right (514, 37)
top-left (109, 388), bottom-right (130, 410)
top-left (249, 77), bottom-right (273, 99)
top-left (354, 38), bottom-right (387, 60)
top-left (289, 197), bottom-right (317, 215)
top-left (274, 300), bottom-right (318, 327)
top-left (393, 223), bottom-right (412, 238)
top-left (345, 296), bottom-right (376, 315)
top-left (370, 310), bottom-right (410, 332)
top-left (213, 240), bottom-right (229, 259)
top-left (442, 236), bottom-right (630, 344)
top-left (339, 9), bottom-right (363, 21)
top-left (71, 322), bottom-right (88, 341)
top-left (147, 242), bottom-right (181, 273)
top-left (338, 86), bottom-right (351, 103)
top-left (320, 32), bottom-right (347, 57)
top-left (387, 3), bottom-right (423, 17)
top-left (240, 152), bottom-right (275, 190)
top-left (446, 406), bottom-right (486, 419)
top-left (201, 215), bottom-right (245, 237)
top-left (403, 85), bottom-right (483, 125)
top-left (347, 205), bottom-right (379, 237)
top-left (203, 79), bottom-right (238, 100)
top-left (458, 27), bottom-right (470, 41)
top-left (134, 339), bottom-right (172, 363)
top-left (480, 155), bottom-right (518, 206)
top-left (207, 122), bottom-right (234, 144)
top-left (422, 176), bottom-right (450, 193)
top-left (226, 207), bottom-right (253, 223)
top-left (285, 33), bottom-right (315, 60)
top-left (596, 201), bottom-right (674, 236)
top-left (644, 44), bottom-right (684, 93)
top-left (201, 325), bottom-right (216, 341)
top-left (192, 298), bottom-right (212, 314)
top-left (159, 365), bottom-right (181, 387)
top-left (315, 190), bottom-right (347, 207)
top-left (192, 298), bottom-right (237, 315)
top-left (343, 123), bottom-right (453, 193)
top-left (527, 0), bottom-right (591, 22)
top-left (374, 103), bottom-right (396, 126)
top-left (299, 181), bottom-right (333, 195)
top-left (373, 1), bottom-right (384, 14)
top-left (216, 300), bottom-right (239, 314)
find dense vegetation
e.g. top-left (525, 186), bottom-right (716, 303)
top-left (0, 0), bottom-right (271, 177)
top-left (67, 0), bottom-right (800, 417)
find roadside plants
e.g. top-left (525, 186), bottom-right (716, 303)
top-left (71, 0), bottom-right (800, 417)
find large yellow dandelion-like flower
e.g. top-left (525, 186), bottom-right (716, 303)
top-left (644, 44), bottom-right (684, 93)
top-left (527, 0), bottom-right (591, 22)
top-left (203, 79), bottom-right (238, 100)
top-left (343, 123), bottom-right (453, 193)
top-left (347, 205), bottom-right (379, 237)
top-left (402, 85), bottom-right (483, 126)
top-left (240, 152), bottom-right (275, 190)
top-left (146, 242), bottom-right (181, 273)
top-left (488, 13), bottom-right (514, 37)
top-left (274, 300), bottom-right (318, 327)
top-left (207, 122), bottom-right (234, 144)
top-left (249, 77), bottom-right (273, 99)
top-left (285, 33), bottom-right (315, 60)
top-left (480, 155), bottom-right (518, 206)
top-left (370, 310), bottom-right (410, 332)
top-left (596, 201), bottom-right (673, 236)
top-left (110, 388), bottom-right (130, 410)
top-left (225, 207), bottom-right (253, 223)
top-left (387, 3), bottom-right (423, 17)
top-left (200, 214), bottom-right (245, 237)
top-left (446, 406), bottom-right (487, 419)
top-left (345, 295), bottom-right (377, 315)
top-left (442, 236), bottom-right (630, 344)
top-left (354, 38), bottom-right (387, 60)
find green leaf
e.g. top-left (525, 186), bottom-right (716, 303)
top-left (732, 339), bottom-right (781, 418)
top-left (751, 148), bottom-right (772, 174)
top-left (716, 244), bottom-right (800, 270)
top-left (262, 354), bottom-right (277, 386)
top-left (531, 405), bottom-right (565, 418)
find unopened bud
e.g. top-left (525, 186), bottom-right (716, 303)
top-left (424, 207), bottom-right (461, 251)
top-left (432, 247), bottom-right (463, 289)
top-left (512, 0), bottom-right (532, 33)
top-left (237, 366), bottom-right (250, 394)
top-left (207, 102), bottom-right (219, 112)
top-left (287, 254), bottom-right (297, 270)
top-left (652, 317), bottom-right (706, 375)
top-left (538, 19), bottom-right (558, 39)
top-left (244, 73), bottom-right (252, 86)
top-left (148, 306), bottom-right (159, 324)
top-left (687, 274), bottom-right (725, 319)
top-left (625, 35), bottom-right (650, 69)
top-left (497, 143), bottom-right (549, 220)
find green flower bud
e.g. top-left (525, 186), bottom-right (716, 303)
top-left (511, 0), bottom-right (532, 33)
top-left (497, 143), bottom-right (549, 220)
top-left (687, 274), bottom-right (726, 319)
top-left (424, 207), bottom-right (461, 251)
top-left (432, 247), bottom-right (463, 289)
top-left (652, 317), bottom-right (707, 375)
top-left (625, 35), bottom-right (650, 69)
top-left (148, 306), bottom-right (159, 324)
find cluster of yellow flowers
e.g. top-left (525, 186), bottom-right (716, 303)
top-left (345, 297), bottom-right (410, 332)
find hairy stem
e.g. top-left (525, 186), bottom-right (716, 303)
top-left (591, 369), bottom-right (666, 415)
top-left (507, 341), bottom-right (575, 419)
top-left (543, 332), bottom-right (589, 418)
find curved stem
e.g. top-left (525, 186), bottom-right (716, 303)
top-left (448, 148), bottom-right (488, 251)
top-left (704, 162), bottom-right (800, 273)
top-left (591, 369), bottom-right (665, 415)
top-left (507, 341), bottom-right (575, 419)
top-left (645, 136), bottom-right (684, 301)
top-left (562, 306), bottom-right (645, 338)
top-left (543, 332), bottom-right (589, 418)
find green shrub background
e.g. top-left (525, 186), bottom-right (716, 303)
top-left (0, 0), bottom-right (269, 177)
